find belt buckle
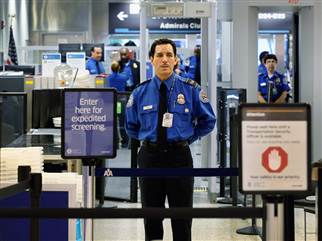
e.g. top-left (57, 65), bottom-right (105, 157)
top-left (159, 144), bottom-right (168, 152)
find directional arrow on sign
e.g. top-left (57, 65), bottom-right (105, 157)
top-left (117, 11), bottom-right (128, 21)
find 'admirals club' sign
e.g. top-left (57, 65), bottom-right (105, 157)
top-left (109, 3), bottom-right (201, 34)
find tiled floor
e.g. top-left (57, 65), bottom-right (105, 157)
top-left (93, 201), bottom-right (316, 241)
top-left (94, 141), bottom-right (317, 241)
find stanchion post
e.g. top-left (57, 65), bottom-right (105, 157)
top-left (217, 90), bottom-right (227, 198)
top-left (264, 195), bottom-right (284, 241)
top-left (236, 194), bottom-right (262, 236)
top-left (283, 195), bottom-right (294, 241)
top-left (82, 158), bottom-right (96, 241)
top-left (130, 138), bottom-right (140, 202)
top-left (30, 173), bottom-right (42, 241)
top-left (318, 168), bottom-right (322, 240)
top-left (17, 165), bottom-right (31, 182)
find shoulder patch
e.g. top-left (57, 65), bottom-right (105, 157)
top-left (126, 94), bottom-right (134, 108)
top-left (186, 79), bottom-right (199, 88)
top-left (133, 79), bottom-right (152, 89)
top-left (199, 89), bottom-right (209, 103)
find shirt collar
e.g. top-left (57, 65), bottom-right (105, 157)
top-left (153, 73), bottom-right (175, 91)
top-left (90, 57), bottom-right (99, 63)
top-left (265, 71), bottom-right (279, 79)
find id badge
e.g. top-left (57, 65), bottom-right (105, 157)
top-left (272, 87), bottom-right (277, 95)
top-left (162, 112), bottom-right (173, 128)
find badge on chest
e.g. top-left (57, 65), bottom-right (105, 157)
top-left (162, 112), bottom-right (173, 128)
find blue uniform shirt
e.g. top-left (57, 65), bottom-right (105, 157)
top-left (186, 55), bottom-right (198, 80)
top-left (125, 73), bottom-right (216, 143)
top-left (121, 62), bottom-right (134, 88)
top-left (258, 63), bottom-right (267, 76)
top-left (86, 57), bottom-right (105, 75)
top-left (258, 71), bottom-right (290, 103)
top-left (106, 72), bottom-right (128, 91)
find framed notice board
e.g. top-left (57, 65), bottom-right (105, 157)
top-left (62, 88), bottom-right (117, 159)
top-left (239, 103), bottom-right (311, 194)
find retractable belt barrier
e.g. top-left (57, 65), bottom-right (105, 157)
top-left (0, 207), bottom-right (263, 219)
top-left (95, 167), bottom-right (239, 177)
top-left (0, 166), bottom-right (42, 241)
top-left (0, 166), bottom-right (32, 200)
top-left (1, 167), bottom-right (321, 241)
top-left (0, 179), bottom-right (30, 200)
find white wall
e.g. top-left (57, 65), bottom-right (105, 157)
top-left (232, 2), bottom-right (258, 102)
top-left (299, 3), bottom-right (322, 161)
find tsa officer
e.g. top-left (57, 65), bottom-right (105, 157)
top-left (258, 54), bottom-right (290, 104)
top-left (125, 38), bottom-right (216, 241)
top-left (185, 46), bottom-right (201, 85)
top-left (86, 46), bottom-right (105, 75)
top-left (119, 47), bottom-right (140, 91)
top-left (258, 51), bottom-right (269, 76)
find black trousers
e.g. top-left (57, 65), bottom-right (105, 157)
top-left (137, 145), bottom-right (194, 241)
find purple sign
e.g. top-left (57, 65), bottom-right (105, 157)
top-left (62, 89), bottom-right (116, 159)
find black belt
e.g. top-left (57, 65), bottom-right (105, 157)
top-left (142, 140), bottom-right (188, 150)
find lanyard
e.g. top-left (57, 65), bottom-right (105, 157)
top-left (167, 77), bottom-right (175, 111)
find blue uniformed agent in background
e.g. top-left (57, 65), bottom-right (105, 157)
top-left (258, 51), bottom-right (269, 76)
top-left (258, 54), bottom-right (290, 103)
top-left (119, 47), bottom-right (140, 91)
top-left (106, 61), bottom-right (128, 91)
top-left (107, 61), bottom-right (129, 148)
top-left (174, 56), bottom-right (188, 78)
top-left (125, 38), bottom-right (216, 241)
top-left (185, 45), bottom-right (201, 85)
top-left (85, 46), bottom-right (105, 75)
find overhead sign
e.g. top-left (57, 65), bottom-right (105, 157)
top-left (62, 88), bottom-right (117, 159)
top-left (109, 3), bottom-right (201, 34)
top-left (258, 12), bottom-right (293, 33)
top-left (42, 53), bottom-right (61, 77)
top-left (239, 104), bottom-right (311, 194)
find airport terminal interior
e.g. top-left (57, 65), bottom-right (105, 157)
top-left (0, 0), bottom-right (321, 240)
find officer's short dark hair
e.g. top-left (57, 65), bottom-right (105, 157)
top-left (259, 51), bottom-right (269, 62)
top-left (149, 39), bottom-right (177, 58)
top-left (90, 46), bottom-right (102, 53)
top-left (264, 54), bottom-right (278, 63)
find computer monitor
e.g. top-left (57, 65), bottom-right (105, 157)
top-left (0, 76), bottom-right (25, 92)
top-left (4, 65), bottom-right (35, 75)
top-left (82, 43), bottom-right (105, 62)
top-left (32, 89), bottom-right (63, 128)
top-left (58, 43), bottom-right (82, 63)
top-left (0, 92), bottom-right (27, 147)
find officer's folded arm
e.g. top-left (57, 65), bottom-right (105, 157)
top-left (274, 91), bottom-right (288, 104)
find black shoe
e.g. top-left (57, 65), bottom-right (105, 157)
top-left (121, 142), bottom-right (128, 148)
